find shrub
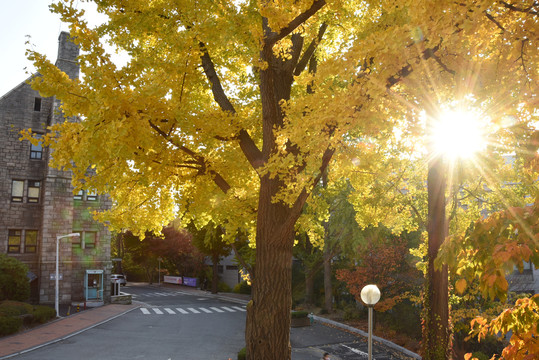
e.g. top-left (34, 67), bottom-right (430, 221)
top-left (218, 282), bottom-right (232, 293)
top-left (0, 254), bottom-right (30, 301)
top-left (291, 310), bottom-right (308, 319)
top-left (471, 352), bottom-right (489, 360)
top-left (233, 281), bottom-right (251, 295)
top-left (0, 316), bottom-right (22, 336)
top-left (237, 347), bottom-right (246, 360)
top-left (0, 300), bottom-right (32, 317)
top-left (32, 305), bottom-right (56, 324)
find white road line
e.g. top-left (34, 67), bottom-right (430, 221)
top-left (232, 306), bottom-right (246, 312)
top-left (221, 306), bottom-right (236, 312)
top-left (176, 308), bottom-right (189, 314)
top-left (209, 307), bottom-right (225, 313)
top-left (152, 308), bottom-right (164, 314)
top-left (199, 307), bottom-right (212, 313)
top-left (164, 308), bottom-right (176, 314)
top-left (140, 308), bottom-right (150, 314)
top-left (341, 344), bottom-right (368, 357)
top-left (187, 307), bottom-right (201, 314)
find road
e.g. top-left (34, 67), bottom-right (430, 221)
top-left (14, 284), bottom-right (247, 360)
top-left (9, 284), bottom-right (413, 360)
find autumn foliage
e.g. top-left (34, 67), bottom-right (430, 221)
top-left (336, 236), bottom-right (420, 311)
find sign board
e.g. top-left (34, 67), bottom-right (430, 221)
top-left (86, 269), bottom-right (104, 274)
top-left (163, 276), bottom-right (182, 285)
top-left (50, 273), bottom-right (63, 280)
top-left (183, 277), bottom-right (198, 287)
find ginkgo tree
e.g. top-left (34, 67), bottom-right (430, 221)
top-left (25, 0), bottom-right (538, 359)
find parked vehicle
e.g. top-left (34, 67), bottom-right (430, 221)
top-left (110, 274), bottom-right (127, 286)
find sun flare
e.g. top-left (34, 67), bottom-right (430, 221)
top-left (431, 109), bottom-right (487, 160)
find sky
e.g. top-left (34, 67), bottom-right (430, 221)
top-left (0, 1), bottom-right (103, 97)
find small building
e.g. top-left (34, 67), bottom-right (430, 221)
top-left (0, 32), bottom-right (112, 306)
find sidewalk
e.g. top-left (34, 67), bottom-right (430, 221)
top-left (0, 303), bottom-right (139, 359)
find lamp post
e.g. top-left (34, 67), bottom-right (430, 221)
top-left (158, 257), bottom-right (162, 285)
top-left (361, 284), bottom-right (381, 360)
top-left (55, 233), bottom-right (80, 317)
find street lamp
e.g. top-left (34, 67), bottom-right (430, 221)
top-left (158, 257), bottom-right (162, 285)
top-left (361, 284), bottom-right (381, 360)
top-left (55, 233), bottom-right (80, 317)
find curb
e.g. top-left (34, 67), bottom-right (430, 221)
top-left (313, 315), bottom-right (422, 360)
top-left (0, 305), bottom-right (140, 360)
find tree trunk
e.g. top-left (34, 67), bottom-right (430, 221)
top-left (323, 245), bottom-right (333, 313)
top-left (322, 169), bottom-right (333, 313)
top-left (245, 175), bottom-right (295, 360)
top-left (305, 268), bottom-right (315, 305)
top-left (212, 254), bottom-right (219, 294)
top-left (422, 152), bottom-right (450, 359)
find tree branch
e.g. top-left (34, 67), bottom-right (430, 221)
top-left (266, 0), bottom-right (326, 46)
top-left (198, 41), bottom-right (263, 170)
top-left (231, 242), bottom-right (253, 279)
top-left (293, 23), bottom-right (328, 76)
top-left (148, 120), bottom-right (231, 193)
top-left (484, 11), bottom-right (506, 31)
top-left (500, 1), bottom-right (539, 16)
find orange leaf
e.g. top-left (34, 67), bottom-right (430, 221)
top-left (456, 278), bottom-right (467, 294)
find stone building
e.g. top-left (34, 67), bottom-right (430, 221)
top-left (0, 32), bottom-right (112, 306)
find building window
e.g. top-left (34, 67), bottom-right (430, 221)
top-left (218, 265), bottom-right (224, 274)
top-left (11, 180), bottom-right (24, 202)
top-left (27, 181), bottom-right (41, 203)
top-left (84, 231), bottom-right (97, 249)
top-left (226, 265), bottom-right (238, 271)
top-left (74, 190), bottom-right (84, 200)
top-left (34, 97), bottom-right (41, 111)
top-left (86, 190), bottom-right (98, 201)
top-left (72, 231), bottom-right (82, 250)
top-left (30, 134), bottom-right (43, 159)
top-left (8, 230), bottom-right (22, 253)
top-left (25, 230), bottom-right (38, 253)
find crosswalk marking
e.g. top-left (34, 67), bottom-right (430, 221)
top-left (138, 306), bottom-right (247, 315)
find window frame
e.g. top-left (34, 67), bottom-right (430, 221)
top-left (11, 180), bottom-right (24, 202)
top-left (86, 190), bottom-right (98, 201)
top-left (27, 180), bottom-right (41, 203)
top-left (8, 230), bottom-right (22, 253)
top-left (30, 134), bottom-right (43, 160)
top-left (74, 190), bottom-right (84, 201)
top-left (34, 97), bottom-right (42, 112)
top-left (84, 231), bottom-right (97, 249)
top-left (24, 230), bottom-right (38, 253)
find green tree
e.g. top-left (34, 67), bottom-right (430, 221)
top-left (189, 222), bottom-right (231, 294)
top-left (25, 1), bottom-right (537, 358)
top-left (0, 254), bottom-right (30, 301)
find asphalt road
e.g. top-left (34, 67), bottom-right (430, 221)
top-left (13, 284), bottom-right (247, 360)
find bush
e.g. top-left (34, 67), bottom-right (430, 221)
top-left (291, 310), bottom-right (309, 319)
top-left (32, 306), bottom-right (56, 324)
top-left (0, 300), bottom-right (32, 317)
top-left (471, 352), bottom-right (489, 360)
top-left (0, 316), bottom-right (22, 336)
top-left (233, 281), bottom-right (251, 295)
top-left (237, 347), bottom-right (246, 360)
top-left (0, 254), bottom-right (30, 301)
top-left (218, 282), bottom-right (232, 293)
